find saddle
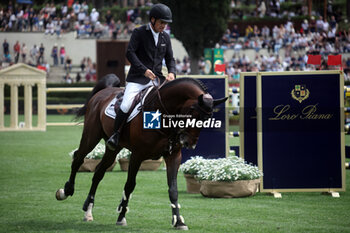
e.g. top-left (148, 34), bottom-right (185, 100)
top-left (105, 86), bottom-right (156, 123)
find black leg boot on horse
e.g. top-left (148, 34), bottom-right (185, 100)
top-left (106, 109), bottom-right (128, 151)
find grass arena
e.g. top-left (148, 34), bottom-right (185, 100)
top-left (0, 117), bottom-right (349, 233)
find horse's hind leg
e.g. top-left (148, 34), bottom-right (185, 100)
top-left (56, 122), bottom-right (103, 201)
top-left (82, 145), bottom-right (121, 221)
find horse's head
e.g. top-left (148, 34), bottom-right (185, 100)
top-left (178, 93), bottom-right (228, 149)
top-left (159, 78), bottom-right (227, 150)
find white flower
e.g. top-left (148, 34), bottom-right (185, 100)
top-left (68, 143), bottom-right (131, 161)
top-left (69, 142), bottom-right (105, 160)
top-left (182, 156), bottom-right (263, 182)
top-left (116, 148), bottom-right (131, 160)
top-left (180, 156), bottom-right (208, 175)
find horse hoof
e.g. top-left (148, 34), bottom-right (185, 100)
top-left (116, 217), bottom-right (127, 226)
top-left (175, 224), bottom-right (189, 230)
top-left (83, 203), bottom-right (94, 222)
top-left (55, 189), bottom-right (67, 200)
top-left (172, 215), bottom-right (188, 230)
top-left (83, 214), bottom-right (93, 222)
top-left (64, 181), bottom-right (74, 196)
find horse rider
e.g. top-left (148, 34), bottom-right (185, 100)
top-left (106, 3), bottom-right (176, 151)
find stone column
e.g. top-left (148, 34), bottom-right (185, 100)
top-left (24, 83), bottom-right (33, 129)
top-left (10, 83), bottom-right (19, 129)
top-left (37, 81), bottom-right (46, 130)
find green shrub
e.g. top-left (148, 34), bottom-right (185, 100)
top-left (99, 5), bottom-right (151, 24)
top-left (280, 2), bottom-right (302, 13)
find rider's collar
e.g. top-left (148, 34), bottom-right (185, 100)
top-left (149, 23), bottom-right (159, 46)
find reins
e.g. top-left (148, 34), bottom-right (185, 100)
top-left (149, 77), bottom-right (179, 152)
top-left (151, 77), bottom-right (170, 115)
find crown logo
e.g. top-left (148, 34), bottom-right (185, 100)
top-left (291, 85), bottom-right (309, 103)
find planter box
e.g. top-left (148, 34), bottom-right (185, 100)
top-left (118, 158), bottom-right (163, 171)
top-left (200, 179), bottom-right (260, 198)
top-left (184, 174), bottom-right (201, 194)
top-left (78, 158), bottom-right (117, 172)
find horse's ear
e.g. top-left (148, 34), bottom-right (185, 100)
top-left (213, 97), bottom-right (228, 107)
top-left (198, 94), bottom-right (213, 108)
top-left (198, 94), bottom-right (204, 106)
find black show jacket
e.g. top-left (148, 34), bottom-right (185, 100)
top-left (126, 24), bottom-right (176, 84)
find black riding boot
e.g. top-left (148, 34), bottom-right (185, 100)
top-left (106, 109), bottom-right (128, 151)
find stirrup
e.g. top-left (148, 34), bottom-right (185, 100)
top-left (107, 133), bottom-right (119, 151)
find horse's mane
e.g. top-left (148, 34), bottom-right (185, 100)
top-left (160, 77), bottom-right (208, 93)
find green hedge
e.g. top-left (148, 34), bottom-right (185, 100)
top-left (99, 5), bottom-right (151, 24)
top-left (280, 2), bottom-right (302, 13)
top-left (231, 4), bottom-right (256, 14)
top-left (46, 82), bottom-right (95, 99)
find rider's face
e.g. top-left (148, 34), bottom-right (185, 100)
top-left (151, 18), bottom-right (168, 33)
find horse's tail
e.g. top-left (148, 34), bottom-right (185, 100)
top-left (75, 74), bottom-right (121, 118)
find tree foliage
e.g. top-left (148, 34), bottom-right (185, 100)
top-left (161, 0), bottom-right (231, 73)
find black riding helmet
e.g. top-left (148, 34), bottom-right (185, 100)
top-left (149, 3), bottom-right (172, 23)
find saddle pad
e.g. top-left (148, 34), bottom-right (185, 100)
top-left (104, 86), bottom-right (155, 123)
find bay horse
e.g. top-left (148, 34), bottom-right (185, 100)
top-left (56, 74), bottom-right (227, 230)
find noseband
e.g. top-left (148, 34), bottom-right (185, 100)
top-left (189, 103), bottom-right (213, 120)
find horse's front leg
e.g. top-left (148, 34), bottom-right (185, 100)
top-left (116, 153), bottom-right (142, 226)
top-left (56, 150), bottom-right (85, 200)
top-left (56, 125), bottom-right (102, 201)
top-left (165, 150), bottom-right (188, 230)
top-left (82, 146), bottom-right (119, 221)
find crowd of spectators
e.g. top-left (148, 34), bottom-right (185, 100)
top-left (60, 57), bottom-right (96, 83)
top-left (1, 37), bottom-right (98, 83)
top-left (1, 2), bottom-right (72, 36)
top-left (230, 0), bottom-right (340, 20)
top-left (0, 1), bottom-right (154, 39)
top-left (218, 14), bottom-right (350, 83)
top-left (2, 38), bottom-right (50, 70)
top-left (1, 1), bottom-right (350, 83)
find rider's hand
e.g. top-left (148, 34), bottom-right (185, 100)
top-left (144, 69), bottom-right (156, 80)
top-left (166, 73), bottom-right (175, 81)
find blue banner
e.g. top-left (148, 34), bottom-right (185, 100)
top-left (240, 73), bottom-right (258, 165)
top-left (258, 72), bottom-right (345, 191)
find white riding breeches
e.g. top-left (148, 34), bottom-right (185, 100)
top-left (120, 79), bottom-right (159, 113)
